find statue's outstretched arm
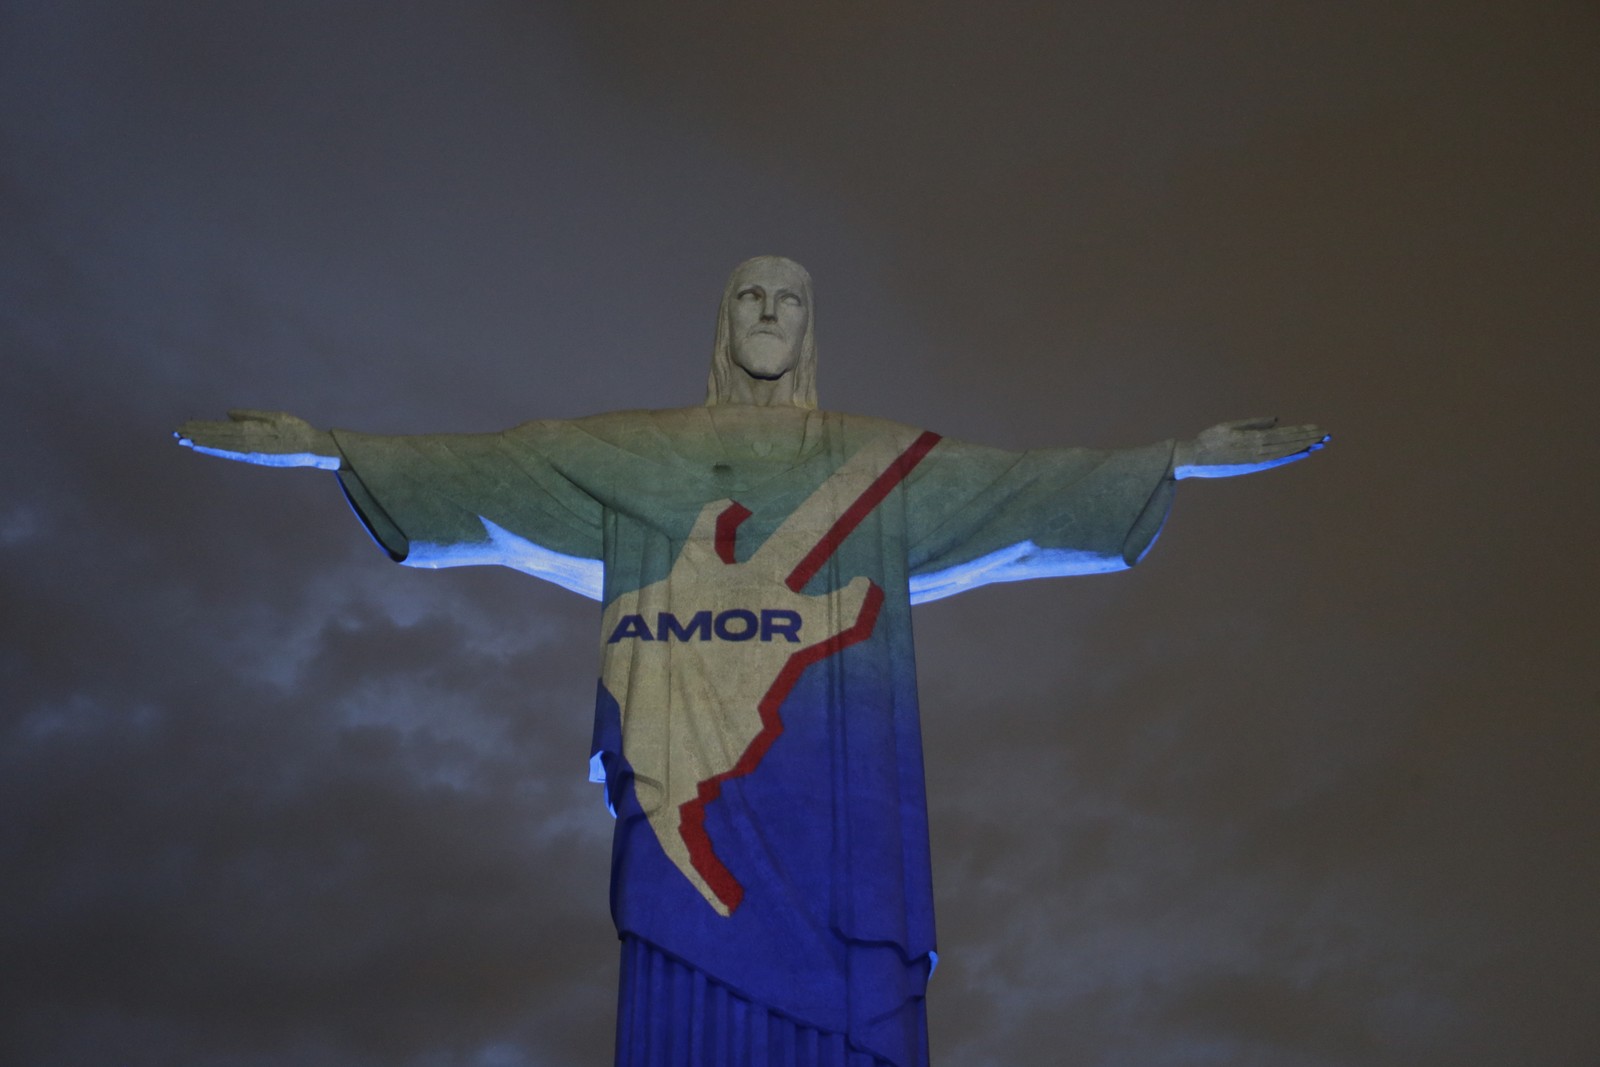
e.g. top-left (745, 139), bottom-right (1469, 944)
top-left (1173, 416), bottom-right (1329, 479)
top-left (174, 409), bottom-right (344, 470)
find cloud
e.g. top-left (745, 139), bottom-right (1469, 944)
top-left (4, 1), bottom-right (1598, 1064)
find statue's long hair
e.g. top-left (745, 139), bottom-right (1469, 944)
top-left (705, 256), bottom-right (818, 409)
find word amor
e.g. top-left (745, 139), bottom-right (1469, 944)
top-left (606, 609), bottom-right (804, 644)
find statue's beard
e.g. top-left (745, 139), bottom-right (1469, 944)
top-left (732, 337), bottom-right (799, 381)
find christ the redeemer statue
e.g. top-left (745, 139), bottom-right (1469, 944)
top-left (177, 256), bottom-right (1326, 1067)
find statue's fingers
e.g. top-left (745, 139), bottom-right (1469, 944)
top-left (1304, 433), bottom-right (1330, 451)
top-left (1251, 426), bottom-right (1326, 449)
top-left (831, 574), bottom-right (872, 628)
top-left (175, 419), bottom-right (242, 446)
top-left (676, 499), bottom-right (735, 567)
top-left (1247, 451), bottom-right (1318, 473)
top-left (1223, 415), bottom-right (1278, 432)
top-left (1259, 451), bottom-right (1313, 470)
top-left (1250, 434), bottom-right (1329, 460)
top-left (177, 418), bottom-right (227, 432)
top-left (174, 421), bottom-right (254, 460)
top-left (1265, 423), bottom-right (1324, 441)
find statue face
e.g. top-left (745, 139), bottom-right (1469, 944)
top-left (727, 260), bottom-right (810, 381)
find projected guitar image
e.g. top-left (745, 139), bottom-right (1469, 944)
top-left (176, 255), bottom-right (1327, 1067)
top-left (599, 431), bottom-right (940, 915)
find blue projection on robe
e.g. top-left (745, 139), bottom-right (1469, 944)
top-left (328, 407), bottom-right (1176, 1067)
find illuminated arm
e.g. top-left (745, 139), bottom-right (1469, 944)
top-left (174, 409), bottom-right (343, 470)
top-left (1173, 417), bottom-right (1328, 479)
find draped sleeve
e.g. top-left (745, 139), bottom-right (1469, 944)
top-left (330, 421), bottom-right (606, 599)
top-left (903, 437), bottom-right (1177, 603)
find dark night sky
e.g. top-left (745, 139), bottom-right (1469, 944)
top-left (3, 2), bottom-right (1596, 1064)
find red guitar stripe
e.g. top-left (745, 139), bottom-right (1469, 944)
top-left (785, 431), bottom-right (941, 592)
top-left (679, 584), bottom-right (885, 912)
top-left (715, 502), bottom-right (752, 565)
top-left (676, 431), bottom-right (941, 913)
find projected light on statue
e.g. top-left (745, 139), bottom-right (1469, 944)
top-left (177, 255), bottom-right (1327, 1066)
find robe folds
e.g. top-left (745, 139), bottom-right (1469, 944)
top-left (330, 405), bottom-right (1176, 1067)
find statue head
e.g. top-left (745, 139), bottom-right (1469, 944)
top-left (706, 256), bottom-right (818, 409)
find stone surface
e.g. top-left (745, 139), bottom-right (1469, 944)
top-left (176, 257), bottom-right (1326, 1066)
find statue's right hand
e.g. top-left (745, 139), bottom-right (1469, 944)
top-left (174, 409), bottom-right (343, 469)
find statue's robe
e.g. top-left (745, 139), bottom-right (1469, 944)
top-left (331, 406), bottom-right (1175, 1067)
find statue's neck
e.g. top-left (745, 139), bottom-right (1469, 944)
top-left (706, 400), bottom-right (816, 461)
top-left (725, 370), bottom-right (799, 408)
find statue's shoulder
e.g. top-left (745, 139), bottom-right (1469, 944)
top-left (501, 407), bottom-right (931, 455)
top-left (829, 409), bottom-right (924, 437)
top-left (823, 410), bottom-right (937, 455)
top-left (573, 406), bottom-right (713, 442)
top-left (500, 407), bottom-right (721, 462)
top-left (501, 406), bottom-right (695, 437)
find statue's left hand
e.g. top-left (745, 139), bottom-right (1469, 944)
top-left (174, 409), bottom-right (343, 470)
top-left (1173, 416), bottom-right (1329, 479)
